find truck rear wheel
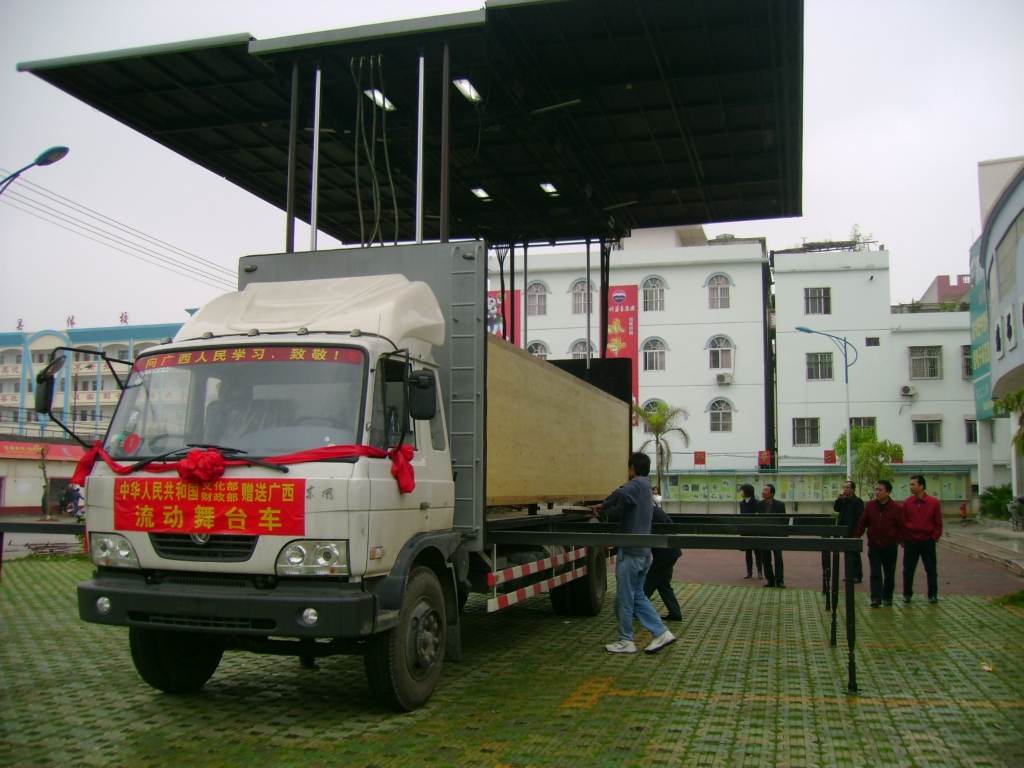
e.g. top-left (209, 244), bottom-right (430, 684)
top-left (567, 546), bottom-right (608, 616)
top-left (128, 627), bottom-right (224, 694)
top-left (365, 566), bottom-right (447, 711)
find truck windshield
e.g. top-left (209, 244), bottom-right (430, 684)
top-left (103, 345), bottom-right (367, 460)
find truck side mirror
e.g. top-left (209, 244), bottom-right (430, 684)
top-left (34, 355), bottom-right (65, 416)
top-left (407, 370), bottom-right (437, 421)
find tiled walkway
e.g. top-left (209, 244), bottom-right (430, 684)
top-left (2, 558), bottom-right (1022, 767)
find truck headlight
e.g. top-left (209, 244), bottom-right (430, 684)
top-left (90, 533), bottom-right (140, 569)
top-left (275, 540), bottom-right (349, 576)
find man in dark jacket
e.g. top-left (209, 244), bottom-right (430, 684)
top-left (902, 474), bottom-right (943, 604)
top-left (833, 480), bottom-right (864, 583)
top-left (592, 452), bottom-right (676, 654)
top-left (759, 484), bottom-right (786, 588)
top-left (739, 483), bottom-right (762, 579)
top-left (644, 505), bottom-right (682, 621)
top-left (853, 479), bottom-right (905, 607)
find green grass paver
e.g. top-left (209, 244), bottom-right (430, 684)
top-left (2, 558), bottom-right (1023, 767)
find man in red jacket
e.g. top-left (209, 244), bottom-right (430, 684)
top-left (902, 474), bottom-right (943, 604)
top-left (853, 480), bottom-right (905, 607)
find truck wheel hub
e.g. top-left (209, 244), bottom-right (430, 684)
top-left (409, 601), bottom-right (441, 669)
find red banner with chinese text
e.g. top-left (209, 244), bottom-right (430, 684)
top-left (137, 346), bottom-right (362, 371)
top-left (486, 290), bottom-right (521, 346)
top-left (694, 451), bottom-right (707, 466)
top-left (823, 449), bottom-right (837, 465)
top-left (606, 285), bottom-right (639, 405)
top-left (0, 440), bottom-right (86, 462)
top-left (114, 477), bottom-right (306, 535)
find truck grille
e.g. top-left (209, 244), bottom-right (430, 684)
top-left (149, 533), bottom-right (257, 562)
top-left (128, 611), bottom-right (275, 631)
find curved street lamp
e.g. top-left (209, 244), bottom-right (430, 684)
top-left (795, 326), bottom-right (859, 479)
top-left (0, 146), bottom-right (69, 196)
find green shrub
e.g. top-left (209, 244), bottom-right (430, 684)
top-left (979, 484), bottom-right (1014, 520)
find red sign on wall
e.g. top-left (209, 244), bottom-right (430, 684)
top-left (823, 449), bottom-right (837, 465)
top-left (487, 290), bottom-right (521, 346)
top-left (114, 477), bottom-right (306, 536)
top-left (693, 451), bottom-right (707, 466)
top-left (606, 284), bottom-right (639, 405)
top-left (757, 450), bottom-right (773, 468)
top-left (0, 441), bottom-right (86, 462)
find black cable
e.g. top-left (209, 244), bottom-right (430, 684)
top-left (350, 57), bottom-right (366, 245)
top-left (378, 54), bottom-right (400, 244)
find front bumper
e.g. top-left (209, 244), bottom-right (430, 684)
top-left (78, 569), bottom-right (383, 638)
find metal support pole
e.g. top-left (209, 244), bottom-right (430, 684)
top-left (522, 241), bottom-right (529, 346)
top-left (830, 549), bottom-right (840, 647)
top-left (844, 549), bottom-right (858, 693)
top-left (439, 42), bottom-right (451, 243)
top-left (510, 243), bottom-right (516, 346)
top-left (285, 60), bottom-right (299, 253)
top-left (844, 338), bottom-right (852, 480)
top-left (309, 64), bottom-right (323, 251)
top-left (415, 51), bottom-right (425, 244)
top-left (585, 238), bottom-right (592, 370)
top-left (822, 551), bottom-right (831, 608)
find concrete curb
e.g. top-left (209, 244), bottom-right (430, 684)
top-left (941, 531), bottom-right (1024, 577)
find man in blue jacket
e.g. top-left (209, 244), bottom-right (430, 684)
top-left (592, 452), bottom-right (677, 655)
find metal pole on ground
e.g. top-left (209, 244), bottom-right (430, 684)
top-left (830, 549), bottom-right (840, 646)
top-left (844, 548), bottom-right (858, 692)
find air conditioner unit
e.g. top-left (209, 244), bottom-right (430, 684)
top-left (716, 373), bottom-right (733, 385)
top-left (900, 384), bottom-right (916, 397)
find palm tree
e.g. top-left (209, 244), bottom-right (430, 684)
top-left (633, 401), bottom-right (689, 491)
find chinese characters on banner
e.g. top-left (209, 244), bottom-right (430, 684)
top-left (114, 478), bottom-right (306, 535)
top-left (606, 285), bottom-right (639, 405)
top-left (137, 346), bottom-right (363, 371)
top-left (486, 290), bottom-right (521, 346)
top-left (693, 451), bottom-right (707, 466)
top-left (823, 449), bottom-right (837, 465)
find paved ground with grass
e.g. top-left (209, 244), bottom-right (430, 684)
top-left (2, 557), bottom-right (1023, 768)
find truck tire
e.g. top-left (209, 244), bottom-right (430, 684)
top-left (129, 627), bottom-right (223, 694)
top-left (549, 581), bottom-right (574, 615)
top-left (364, 566), bottom-right (447, 711)
top-left (567, 546), bottom-right (608, 616)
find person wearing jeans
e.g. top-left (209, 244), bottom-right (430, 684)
top-left (902, 474), bottom-right (943, 604)
top-left (591, 452), bottom-right (676, 655)
top-left (853, 480), bottom-right (905, 607)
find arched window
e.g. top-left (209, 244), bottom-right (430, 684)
top-left (642, 276), bottom-right (665, 312)
top-left (570, 340), bottom-right (595, 360)
top-left (642, 338), bottom-right (666, 371)
top-left (708, 336), bottom-right (733, 369)
top-left (709, 400), bottom-right (733, 432)
top-left (708, 274), bottom-right (731, 309)
top-left (526, 282), bottom-right (548, 317)
top-left (527, 341), bottom-right (549, 360)
top-left (570, 279), bottom-right (594, 315)
top-left (641, 399), bottom-right (665, 434)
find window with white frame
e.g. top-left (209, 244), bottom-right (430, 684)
top-left (910, 346), bottom-right (943, 379)
top-left (804, 287), bottom-right (831, 314)
top-left (642, 338), bottom-right (666, 371)
top-left (642, 277), bottom-right (665, 312)
top-left (708, 274), bottom-right (730, 309)
top-left (570, 279), bottom-right (593, 315)
top-left (708, 336), bottom-right (733, 369)
top-left (793, 417), bottom-right (820, 446)
top-left (965, 419), bottom-right (978, 444)
top-left (850, 416), bottom-right (877, 435)
top-left (641, 399), bottom-right (664, 433)
top-left (913, 420), bottom-right (942, 444)
top-left (961, 345), bottom-right (973, 378)
top-left (526, 282), bottom-right (548, 317)
top-left (570, 340), bottom-right (595, 360)
top-left (709, 399), bottom-right (733, 432)
top-left (527, 341), bottom-right (549, 360)
top-left (806, 352), bottom-right (833, 381)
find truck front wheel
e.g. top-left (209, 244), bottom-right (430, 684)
top-left (128, 627), bottom-right (224, 694)
top-left (365, 566), bottom-right (447, 711)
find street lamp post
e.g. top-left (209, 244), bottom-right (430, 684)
top-left (795, 326), bottom-right (859, 480)
top-left (0, 146), bottom-right (69, 196)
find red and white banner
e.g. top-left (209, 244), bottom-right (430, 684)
top-left (114, 477), bottom-right (306, 536)
top-left (487, 289), bottom-right (522, 346)
top-left (137, 346), bottom-right (362, 371)
top-left (606, 284), bottom-right (639, 405)
top-left (0, 440), bottom-right (86, 462)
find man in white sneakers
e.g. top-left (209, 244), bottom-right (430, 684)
top-left (592, 452), bottom-right (676, 655)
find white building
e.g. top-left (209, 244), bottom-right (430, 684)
top-left (774, 243), bottom-right (1010, 506)
top-left (489, 227), bottom-right (771, 475)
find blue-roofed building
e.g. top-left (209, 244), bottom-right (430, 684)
top-left (0, 323), bottom-right (182, 440)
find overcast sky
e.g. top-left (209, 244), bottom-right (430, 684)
top-left (2, 0), bottom-right (1022, 331)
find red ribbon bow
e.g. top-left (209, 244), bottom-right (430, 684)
top-left (72, 441), bottom-right (416, 494)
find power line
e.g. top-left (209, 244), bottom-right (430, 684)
top-left (6, 173), bottom-right (236, 279)
top-left (0, 195), bottom-right (235, 292)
